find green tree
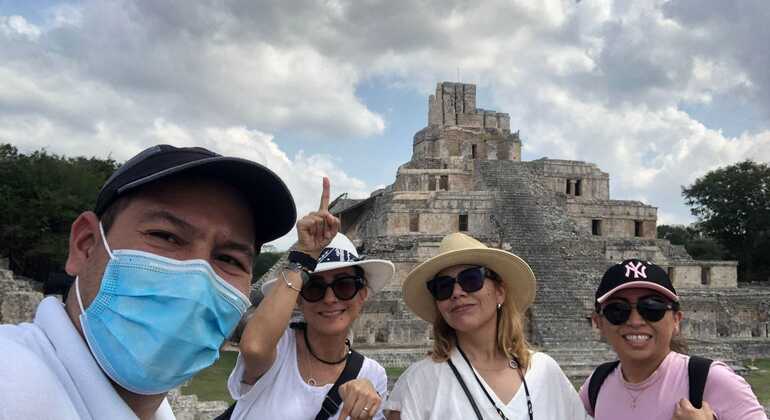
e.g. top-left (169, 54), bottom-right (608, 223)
top-left (252, 251), bottom-right (284, 283)
top-left (0, 143), bottom-right (118, 281)
top-left (683, 160), bottom-right (770, 281)
top-left (657, 224), bottom-right (698, 245)
top-left (657, 224), bottom-right (726, 260)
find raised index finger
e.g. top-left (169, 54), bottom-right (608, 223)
top-left (319, 176), bottom-right (330, 211)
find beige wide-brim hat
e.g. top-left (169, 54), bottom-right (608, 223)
top-left (403, 233), bottom-right (536, 323)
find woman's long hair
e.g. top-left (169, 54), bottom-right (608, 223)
top-left (429, 270), bottom-right (532, 369)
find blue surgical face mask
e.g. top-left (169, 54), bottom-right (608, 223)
top-left (75, 222), bottom-right (250, 395)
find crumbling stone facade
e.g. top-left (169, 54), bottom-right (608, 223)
top-left (0, 258), bottom-right (43, 324)
top-left (319, 82), bottom-right (770, 376)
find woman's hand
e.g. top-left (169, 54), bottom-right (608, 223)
top-left (672, 399), bottom-right (715, 420)
top-left (296, 177), bottom-right (340, 259)
top-left (338, 378), bottom-right (382, 419)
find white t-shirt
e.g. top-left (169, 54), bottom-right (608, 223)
top-left (0, 297), bottom-right (175, 420)
top-left (383, 350), bottom-right (592, 420)
top-left (228, 327), bottom-right (389, 420)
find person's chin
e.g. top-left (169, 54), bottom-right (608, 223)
top-left (616, 341), bottom-right (657, 363)
top-left (447, 315), bottom-right (485, 334)
top-left (310, 312), bottom-right (353, 333)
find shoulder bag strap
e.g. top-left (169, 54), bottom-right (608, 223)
top-left (447, 359), bottom-right (484, 420)
top-left (687, 355), bottom-right (713, 409)
top-left (314, 349), bottom-right (365, 420)
top-left (588, 360), bottom-right (621, 414)
top-left (213, 402), bottom-right (236, 420)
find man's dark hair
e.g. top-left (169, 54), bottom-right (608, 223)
top-left (99, 194), bottom-right (133, 234)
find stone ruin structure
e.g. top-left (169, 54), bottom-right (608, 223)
top-left (1, 82), bottom-right (768, 414)
top-left (318, 82), bottom-right (770, 378)
top-left (0, 257), bottom-right (43, 325)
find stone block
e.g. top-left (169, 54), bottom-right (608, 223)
top-left (457, 113), bottom-right (482, 128)
top-left (195, 401), bottom-right (230, 420)
top-left (0, 290), bottom-right (43, 324)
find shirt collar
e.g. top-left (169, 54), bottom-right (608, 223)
top-left (34, 297), bottom-right (174, 420)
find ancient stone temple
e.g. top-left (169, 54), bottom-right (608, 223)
top-left (322, 82), bottom-right (770, 377)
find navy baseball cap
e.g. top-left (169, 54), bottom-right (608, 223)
top-left (595, 259), bottom-right (678, 304)
top-left (94, 145), bottom-right (296, 243)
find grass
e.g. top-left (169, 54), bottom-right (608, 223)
top-left (386, 366), bottom-right (406, 379)
top-left (744, 359), bottom-right (770, 406)
top-left (181, 351), bottom-right (238, 403)
top-left (179, 354), bottom-right (769, 409)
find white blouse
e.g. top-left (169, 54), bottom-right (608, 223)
top-left (384, 350), bottom-right (592, 420)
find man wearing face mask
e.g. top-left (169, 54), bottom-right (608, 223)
top-left (0, 145), bottom-right (296, 420)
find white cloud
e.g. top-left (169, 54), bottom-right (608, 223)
top-left (1, 0), bottom-right (769, 236)
top-left (148, 120), bottom-right (372, 249)
top-left (0, 15), bottom-right (41, 40)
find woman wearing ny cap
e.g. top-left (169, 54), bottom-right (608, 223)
top-left (227, 178), bottom-right (395, 420)
top-left (384, 233), bottom-right (588, 420)
top-left (580, 259), bottom-right (766, 420)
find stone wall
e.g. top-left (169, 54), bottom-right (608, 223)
top-left (671, 261), bottom-right (739, 288)
top-left (413, 126), bottom-right (521, 162)
top-left (567, 200), bottom-right (657, 239)
top-left (428, 82), bottom-right (512, 132)
top-left (0, 262), bottom-right (43, 324)
top-left (528, 159), bottom-right (610, 200)
top-left (167, 389), bottom-right (230, 420)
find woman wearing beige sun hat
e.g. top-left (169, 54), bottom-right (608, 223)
top-left (384, 233), bottom-right (590, 420)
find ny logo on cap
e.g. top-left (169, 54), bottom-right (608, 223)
top-left (625, 261), bottom-right (647, 279)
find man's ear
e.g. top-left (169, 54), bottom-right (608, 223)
top-left (591, 312), bottom-right (603, 330)
top-left (65, 211), bottom-right (100, 277)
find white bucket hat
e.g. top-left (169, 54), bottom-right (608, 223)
top-left (262, 233), bottom-right (395, 296)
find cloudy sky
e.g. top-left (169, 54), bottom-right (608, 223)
top-left (2, 0), bottom-right (769, 249)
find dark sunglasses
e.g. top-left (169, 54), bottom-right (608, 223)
top-left (300, 275), bottom-right (365, 303)
top-left (427, 266), bottom-right (496, 301)
top-left (600, 295), bottom-right (678, 325)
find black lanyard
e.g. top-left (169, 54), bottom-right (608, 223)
top-left (456, 344), bottom-right (534, 420)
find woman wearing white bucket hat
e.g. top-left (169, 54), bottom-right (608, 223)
top-left (384, 233), bottom-right (589, 420)
top-left (226, 178), bottom-right (395, 420)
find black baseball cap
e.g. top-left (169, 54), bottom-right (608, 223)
top-left (595, 259), bottom-right (678, 304)
top-left (94, 145), bottom-right (296, 244)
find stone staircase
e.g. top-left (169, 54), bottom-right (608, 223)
top-left (477, 160), bottom-right (611, 351)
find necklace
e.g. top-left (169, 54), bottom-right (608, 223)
top-left (302, 323), bottom-right (351, 365)
top-left (456, 344), bottom-right (533, 420)
top-left (624, 386), bottom-right (645, 409)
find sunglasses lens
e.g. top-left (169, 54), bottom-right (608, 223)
top-left (457, 267), bottom-right (485, 293)
top-left (429, 276), bottom-right (456, 301)
top-left (637, 297), bottom-right (669, 322)
top-left (602, 302), bottom-right (631, 325)
top-left (332, 276), bottom-right (361, 300)
top-left (300, 279), bottom-right (326, 302)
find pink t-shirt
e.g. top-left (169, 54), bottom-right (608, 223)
top-left (579, 352), bottom-right (767, 420)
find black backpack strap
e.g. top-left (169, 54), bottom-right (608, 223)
top-left (687, 356), bottom-right (713, 409)
top-left (213, 403), bottom-right (236, 420)
top-left (447, 359), bottom-right (483, 420)
top-left (314, 349), bottom-right (365, 420)
top-left (588, 360), bottom-right (620, 414)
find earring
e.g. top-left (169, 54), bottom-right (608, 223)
top-left (496, 303), bottom-right (502, 311)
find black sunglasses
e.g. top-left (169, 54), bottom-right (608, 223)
top-left (600, 295), bottom-right (678, 325)
top-left (300, 275), bottom-right (365, 303)
top-left (427, 266), bottom-right (496, 301)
